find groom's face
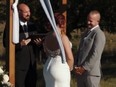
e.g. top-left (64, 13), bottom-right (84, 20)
top-left (87, 14), bottom-right (99, 29)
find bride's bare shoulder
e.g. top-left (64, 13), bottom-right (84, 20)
top-left (61, 34), bottom-right (69, 41)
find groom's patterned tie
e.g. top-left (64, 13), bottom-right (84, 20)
top-left (85, 30), bottom-right (91, 37)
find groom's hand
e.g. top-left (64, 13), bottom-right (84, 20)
top-left (74, 66), bottom-right (86, 75)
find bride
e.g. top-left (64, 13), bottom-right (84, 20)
top-left (43, 13), bottom-right (74, 87)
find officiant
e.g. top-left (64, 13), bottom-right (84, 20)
top-left (3, 3), bottom-right (42, 87)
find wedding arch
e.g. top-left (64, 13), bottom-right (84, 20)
top-left (8, 0), bottom-right (67, 86)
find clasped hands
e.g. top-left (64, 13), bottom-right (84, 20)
top-left (74, 66), bottom-right (86, 75)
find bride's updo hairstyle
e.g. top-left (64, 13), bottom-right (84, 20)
top-left (54, 13), bottom-right (66, 34)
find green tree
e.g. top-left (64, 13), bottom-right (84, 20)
top-left (0, 0), bottom-right (116, 33)
top-left (0, 0), bottom-right (6, 22)
top-left (67, 0), bottom-right (116, 33)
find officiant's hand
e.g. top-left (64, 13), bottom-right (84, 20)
top-left (20, 39), bottom-right (31, 46)
top-left (33, 38), bottom-right (42, 46)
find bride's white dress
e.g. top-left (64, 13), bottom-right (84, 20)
top-left (43, 46), bottom-right (71, 87)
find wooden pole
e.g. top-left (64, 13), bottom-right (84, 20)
top-left (8, 0), bottom-right (15, 86)
top-left (62, 0), bottom-right (67, 33)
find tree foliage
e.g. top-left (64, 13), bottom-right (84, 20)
top-left (0, 0), bottom-right (6, 22)
top-left (67, 0), bottom-right (116, 33)
top-left (0, 0), bottom-right (116, 33)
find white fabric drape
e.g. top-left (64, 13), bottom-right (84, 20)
top-left (12, 0), bottom-right (19, 44)
top-left (39, 0), bottom-right (66, 63)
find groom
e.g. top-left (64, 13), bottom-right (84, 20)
top-left (74, 10), bottom-right (106, 87)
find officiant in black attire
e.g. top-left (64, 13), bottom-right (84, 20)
top-left (3, 3), bottom-right (42, 87)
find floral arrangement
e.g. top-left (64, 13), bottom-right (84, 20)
top-left (0, 66), bottom-right (11, 87)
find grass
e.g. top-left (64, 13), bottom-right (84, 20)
top-left (0, 23), bottom-right (116, 87)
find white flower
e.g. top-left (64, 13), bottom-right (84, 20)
top-left (2, 74), bottom-right (9, 83)
top-left (0, 67), bottom-right (4, 74)
top-left (0, 66), bottom-right (12, 87)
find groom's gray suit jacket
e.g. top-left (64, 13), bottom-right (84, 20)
top-left (75, 26), bottom-right (106, 76)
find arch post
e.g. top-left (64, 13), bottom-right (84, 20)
top-left (8, 0), bottom-right (15, 86)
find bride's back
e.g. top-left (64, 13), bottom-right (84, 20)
top-left (44, 32), bottom-right (60, 51)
